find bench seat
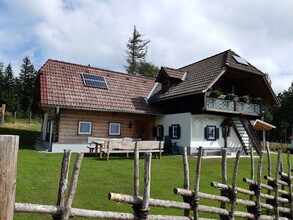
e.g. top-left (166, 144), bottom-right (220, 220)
top-left (102, 140), bottom-right (164, 161)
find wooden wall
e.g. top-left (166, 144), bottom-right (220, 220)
top-left (57, 109), bottom-right (156, 143)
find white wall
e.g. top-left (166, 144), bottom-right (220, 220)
top-left (156, 113), bottom-right (243, 155)
top-left (191, 114), bottom-right (243, 154)
top-left (51, 143), bottom-right (89, 153)
top-left (155, 113), bottom-right (191, 151)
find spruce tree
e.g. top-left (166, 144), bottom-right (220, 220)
top-left (3, 64), bottom-right (18, 112)
top-left (125, 26), bottom-right (150, 75)
top-left (18, 56), bottom-right (37, 116)
top-left (0, 62), bottom-right (4, 103)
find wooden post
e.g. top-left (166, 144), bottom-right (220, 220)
top-left (140, 153), bottom-right (152, 219)
top-left (182, 147), bottom-right (190, 217)
top-left (229, 150), bottom-right (241, 220)
top-left (220, 149), bottom-right (227, 216)
top-left (194, 147), bottom-right (203, 220)
top-left (29, 111), bottom-right (32, 124)
top-left (1, 104), bottom-right (6, 124)
top-left (255, 151), bottom-right (264, 220)
top-left (287, 151), bottom-right (293, 219)
top-left (62, 153), bottom-right (84, 220)
top-left (53, 150), bottom-right (71, 220)
top-left (0, 135), bottom-right (19, 220)
top-left (13, 112), bottom-right (16, 124)
top-left (273, 150), bottom-right (281, 219)
top-left (134, 143), bottom-right (139, 197)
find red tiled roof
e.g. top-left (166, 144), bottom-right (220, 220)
top-left (37, 59), bottom-right (162, 114)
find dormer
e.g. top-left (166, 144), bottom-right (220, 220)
top-left (156, 67), bottom-right (186, 93)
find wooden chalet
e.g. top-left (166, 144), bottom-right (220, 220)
top-left (34, 50), bottom-right (279, 155)
top-left (34, 59), bottom-right (162, 152)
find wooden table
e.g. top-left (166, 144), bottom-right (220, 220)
top-left (92, 141), bottom-right (105, 158)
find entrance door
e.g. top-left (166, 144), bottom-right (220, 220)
top-left (135, 120), bottom-right (149, 140)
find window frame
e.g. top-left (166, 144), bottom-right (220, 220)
top-left (169, 124), bottom-right (181, 139)
top-left (109, 122), bottom-right (121, 136)
top-left (78, 121), bottom-right (92, 135)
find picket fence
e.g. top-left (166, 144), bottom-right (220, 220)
top-left (1, 135), bottom-right (293, 220)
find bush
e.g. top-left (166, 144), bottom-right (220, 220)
top-left (225, 93), bottom-right (237, 100)
top-left (210, 90), bottom-right (222, 98)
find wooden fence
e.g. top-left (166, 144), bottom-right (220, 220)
top-left (1, 135), bottom-right (293, 219)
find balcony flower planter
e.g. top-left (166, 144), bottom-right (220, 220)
top-left (252, 97), bottom-right (263, 104)
top-left (239, 95), bottom-right (250, 103)
top-left (225, 93), bottom-right (237, 101)
top-left (210, 90), bottom-right (222, 98)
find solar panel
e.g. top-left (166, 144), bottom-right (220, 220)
top-left (233, 55), bottom-right (248, 65)
top-left (81, 73), bottom-right (108, 89)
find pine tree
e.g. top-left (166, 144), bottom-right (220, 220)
top-left (3, 64), bottom-right (19, 112)
top-left (125, 26), bottom-right (150, 75)
top-left (0, 62), bottom-right (5, 103)
top-left (18, 56), bottom-right (37, 116)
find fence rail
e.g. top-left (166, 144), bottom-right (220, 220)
top-left (1, 135), bottom-right (293, 219)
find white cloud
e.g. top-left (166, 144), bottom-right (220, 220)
top-left (0, 0), bottom-right (293, 93)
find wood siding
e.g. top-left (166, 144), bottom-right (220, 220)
top-left (57, 109), bottom-right (156, 143)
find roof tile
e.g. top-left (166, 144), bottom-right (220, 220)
top-left (38, 59), bottom-right (162, 114)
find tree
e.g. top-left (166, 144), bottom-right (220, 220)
top-left (270, 83), bottom-right (293, 143)
top-left (3, 64), bottom-right (18, 112)
top-left (0, 62), bottom-right (4, 103)
top-left (18, 56), bottom-right (37, 116)
top-left (125, 26), bottom-right (150, 75)
top-left (137, 61), bottom-right (160, 77)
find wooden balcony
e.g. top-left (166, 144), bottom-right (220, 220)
top-left (206, 97), bottom-right (261, 116)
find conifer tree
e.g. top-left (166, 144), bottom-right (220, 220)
top-left (125, 26), bottom-right (150, 75)
top-left (0, 62), bottom-right (4, 103)
top-left (18, 56), bottom-right (37, 116)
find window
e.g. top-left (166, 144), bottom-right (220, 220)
top-left (109, 123), bottom-right (121, 136)
top-left (153, 125), bottom-right (164, 138)
top-left (169, 124), bottom-right (181, 139)
top-left (78, 121), bottom-right (92, 135)
top-left (204, 125), bottom-right (219, 141)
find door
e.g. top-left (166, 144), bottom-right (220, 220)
top-left (135, 120), bottom-right (149, 140)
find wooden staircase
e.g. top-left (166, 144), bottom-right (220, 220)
top-left (239, 116), bottom-right (261, 155)
top-left (231, 117), bottom-right (250, 155)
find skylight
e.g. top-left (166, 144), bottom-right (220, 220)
top-left (233, 55), bottom-right (248, 66)
top-left (81, 73), bottom-right (108, 89)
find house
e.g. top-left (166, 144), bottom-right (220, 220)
top-left (34, 59), bottom-right (162, 152)
top-left (34, 50), bottom-right (279, 154)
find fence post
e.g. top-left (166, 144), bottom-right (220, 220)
top-left (1, 104), bottom-right (6, 124)
top-left (0, 135), bottom-right (19, 220)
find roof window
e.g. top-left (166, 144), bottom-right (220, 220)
top-left (81, 73), bottom-right (108, 89)
top-left (233, 55), bottom-right (248, 65)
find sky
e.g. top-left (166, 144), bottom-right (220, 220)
top-left (0, 0), bottom-right (293, 94)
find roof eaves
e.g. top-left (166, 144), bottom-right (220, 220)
top-left (38, 104), bottom-right (163, 115)
top-left (148, 90), bottom-right (203, 103)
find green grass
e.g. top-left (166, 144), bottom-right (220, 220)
top-left (0, 121), bottom-right (292, 219)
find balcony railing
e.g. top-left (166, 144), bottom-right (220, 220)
top-left (206, 97), bottom-right (261, 116)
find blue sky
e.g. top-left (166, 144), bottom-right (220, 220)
top-left (1, 0), bottom-right (293, 94)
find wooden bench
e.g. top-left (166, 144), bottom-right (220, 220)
top-left (197, 147), bottom-right (225, 157)
top-left (103, 140), bottom-right (164, 161)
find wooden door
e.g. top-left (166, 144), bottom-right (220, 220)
top-left (135, 120), bottom-right (149, 140)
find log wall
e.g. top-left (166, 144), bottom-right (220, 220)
top-left (57, 109), bottom-right (156, 143)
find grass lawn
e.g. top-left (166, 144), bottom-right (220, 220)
top-left (0, 120), bottom-right (291, 219)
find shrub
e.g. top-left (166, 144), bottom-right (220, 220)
top-left (225, 93), bottom-right (237, 100)
top-left (210, 89), bottom-right (222, 98)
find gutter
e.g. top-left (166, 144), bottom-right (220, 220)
top-left (38, 104), bottom-right (164, 116)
